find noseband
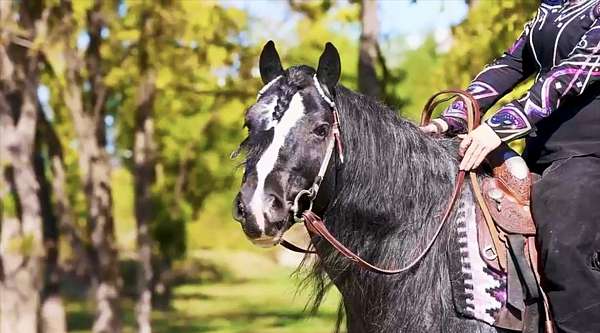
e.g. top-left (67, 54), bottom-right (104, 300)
top-left (281, 84), bottom-right (480, 275)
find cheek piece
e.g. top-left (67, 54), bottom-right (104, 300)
top-left (291, 75), bottom-right (344, 222)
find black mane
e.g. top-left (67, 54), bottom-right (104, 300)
top-left (299, 85), bottom-right (486, 332)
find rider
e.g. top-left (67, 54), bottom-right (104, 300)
top-left (421, 0), bottom-right (600, 332)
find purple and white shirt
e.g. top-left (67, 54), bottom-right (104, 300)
top-left (444, 0), bottom-right (600, 163)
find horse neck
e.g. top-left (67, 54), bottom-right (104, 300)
top-left (313, 88), bottom-right (464, 331)
top-left (326, 87), bottom-right (458, 235)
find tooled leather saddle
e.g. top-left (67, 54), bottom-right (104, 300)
top-left (419, 90), bottom-right (552, 333)
top-left (476, 144), bottom-right (552, 333)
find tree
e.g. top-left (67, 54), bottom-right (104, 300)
top-left (34, 111), bottom-right (67, 333)
top-left (358, 0), bottom-right (381, 98)
top-left (132, 4), bottom-right (158, 332)
top-left (106, 0), bottom-right (262, 308)
top-left (0, 1), bottom-right (46, 332)
top-left (46, 1), bottom-right (122, 331)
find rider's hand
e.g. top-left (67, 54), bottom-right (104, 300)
top-left (419, 118), bottom-right (449, 134)
top-left (458, 123), bottom-right (501, 170)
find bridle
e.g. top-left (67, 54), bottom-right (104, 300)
top-left (279, 80), bottom-right (481, 275)
top-left (289, 75), bottom-right (344, 219)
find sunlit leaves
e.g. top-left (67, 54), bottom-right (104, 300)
top-left (393, 0), bottom-right (536, 123)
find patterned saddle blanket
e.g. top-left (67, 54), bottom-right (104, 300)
top-left (447, 150), bottom-right (549, 332)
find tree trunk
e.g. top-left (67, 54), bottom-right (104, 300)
top-left (0, 57), bottom-right (44, 333)
top-left (59, 1), bottom-right (122, 332)
top-left (39, 112), bottom-right (89, 277)
top-left (0, 85), bottom-right (44, 333)
top-left (358, 0), bottom-right (381, 98)
top-left (134, 10), bottom-right (157, 333)
top-left (35, 111), bottom-right (67, 333)
top-left (0, 2), bottom-right (46, 331)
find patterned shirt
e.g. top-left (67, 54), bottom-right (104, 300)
top-left (443, 0), bottom-right (600, 163)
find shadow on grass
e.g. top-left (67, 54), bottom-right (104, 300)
top-left (66, 282), bottom-right (339, 333)
top-left (151, 310), bottom-right (336, 332)
top-left (66, 252), bottom-right (341, 333)
top-left (67, 300), bottom-right (338, 333)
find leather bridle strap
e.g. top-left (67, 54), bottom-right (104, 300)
top-left (302, 171), bottom-right (466, 275)
top-left (421, 90), bottom-right (508, 269)
top-left (289, 75), bottom-right (343, 218)
top-left (420, 89), bottom-right (480, 130)
top-left (281, 239), bottom-right (316, 254)
top-left (280, 75), bottom-right (343, 252)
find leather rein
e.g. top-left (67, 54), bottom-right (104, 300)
top-left (281, 85), bottom-right (481, 275)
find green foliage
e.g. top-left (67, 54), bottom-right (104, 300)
top-left (29, 0), bottom-right (538, 260)
top-left (6, 233), bottom-right (45, 257)
top-left (390, 35), bottom-right (445, 121)
top-left (100, 1), bottom-right (262, 256)
top-left (0, 179), bottom-right (18, 218)
top-left (439, 0), bottom-right (538, 89)
top-left (112, 167), bottom-right (136, 252)
top-left (395, 0), bottom-right (537, 131)
top-left (285, 3), bottom-right (360, 89)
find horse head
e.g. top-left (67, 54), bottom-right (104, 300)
top-left (233, 41), bottom-right (342, 247)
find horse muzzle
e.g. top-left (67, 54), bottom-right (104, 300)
top-left (232, 188), bottom-right (292, 247)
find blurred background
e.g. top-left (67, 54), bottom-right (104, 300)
top-left (0, 1), bottom-right (535, 332)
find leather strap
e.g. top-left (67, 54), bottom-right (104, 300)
top-left (507, 234), bottom-right (541, 333)
top-left (301, 171), bottom-right (465, 275)
top-left (527, 236), bottom-right (555, 333)
top-left (422, 90), bottom-right (508, 269)
top-left (420, 89), bottom-right (481, 131)
top-left (281, 239), bottom-right (316, 254)
top-left (471, 173), bottom-right (507, 269)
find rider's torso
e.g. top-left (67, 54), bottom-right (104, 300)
top-left (524, 0), bottom-right (600, 165)
top-left (530, 0), bottom-right (598, 72)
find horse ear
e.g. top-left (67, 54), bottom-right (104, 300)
top-left (316, 42), bottom-right (341, 91)
top-left (259, 40), bottom-right (284, 84)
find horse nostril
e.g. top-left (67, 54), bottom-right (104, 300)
top-left (232, 194), bottom-right (246, 223)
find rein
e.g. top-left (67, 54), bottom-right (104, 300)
top-left (281, 86), bottom-right (480, 275)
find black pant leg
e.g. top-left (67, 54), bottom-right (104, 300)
top-left (531, 156), bottom-right (600, 333)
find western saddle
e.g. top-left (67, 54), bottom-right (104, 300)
top-left (421, 90), bottom-right (553, 333)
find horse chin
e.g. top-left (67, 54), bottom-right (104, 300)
top-left (249, 234), bottom-right (283, 248)
top-left (248, 218), bottom-right (292, 248)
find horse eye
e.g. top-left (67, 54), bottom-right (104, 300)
top-left (313, 124), bottom-right (330, 138)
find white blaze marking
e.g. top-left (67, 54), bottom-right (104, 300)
top-left (249, 92), bottom-right (306, 232)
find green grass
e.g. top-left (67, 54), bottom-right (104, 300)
top-left (66, 251), bottom-right (342, 333)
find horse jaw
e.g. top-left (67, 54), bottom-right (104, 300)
top-left (248, 234), bottom-right (283, 248)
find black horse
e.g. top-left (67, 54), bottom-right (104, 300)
top-left (233, 41), bottom-right (501, 333)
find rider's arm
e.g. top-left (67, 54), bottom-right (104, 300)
top-left (484, 21), bottom-right (600, 141)
top-left (441, 21), bottom-right (537, 135)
